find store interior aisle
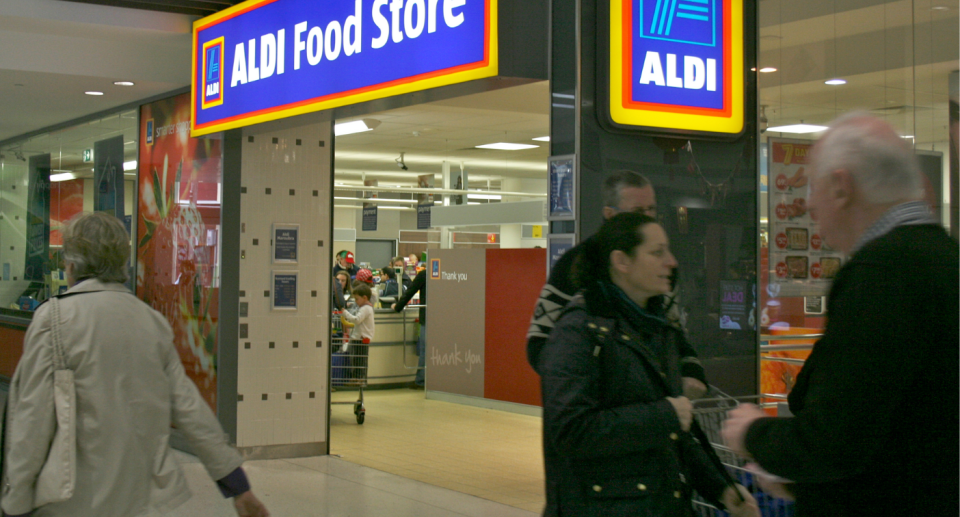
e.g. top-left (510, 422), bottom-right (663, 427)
top-left (330, 389), bottom-right (546, 514)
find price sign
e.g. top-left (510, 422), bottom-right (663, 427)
top-left (810, 262), bottom-right (822, 279)
top-left (775, 262), bottom-right (788, 278)
top-left (775, 173), bottom-right (788, 191)
top-left (775, 203), bottom-right (788, 220)
top-left (775, 232), bottom-right (788, 249)
top-left (811, 233), bottom-right (822, 250)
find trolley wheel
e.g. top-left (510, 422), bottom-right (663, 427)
top-left (356, 410), bottom-right (365, 425)
top-left (353, 402), bottom-right (362, 415)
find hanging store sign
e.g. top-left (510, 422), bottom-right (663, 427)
top-left (191, 0), bottom-right (498, 136)
top-left (607, 0), bottom-right (743, 135)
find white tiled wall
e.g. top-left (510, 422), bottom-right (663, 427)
top-left (236, 121), bottom-right (332, 448)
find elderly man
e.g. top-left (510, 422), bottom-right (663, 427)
top-left (722, 114), bottom-right (959, 516)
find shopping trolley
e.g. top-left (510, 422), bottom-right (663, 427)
top-left (690, 389), bottom-right (796, 517)
top-left (331, 311), bottom-right (368, 424)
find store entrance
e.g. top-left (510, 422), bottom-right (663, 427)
top-left (328, 81), bottom-right (549, 513)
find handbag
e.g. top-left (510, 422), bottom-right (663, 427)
top-left (33, 296), bottom-right (76, 507)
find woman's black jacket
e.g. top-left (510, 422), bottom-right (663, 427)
top-left (539, 284), bottom-right (731, 516)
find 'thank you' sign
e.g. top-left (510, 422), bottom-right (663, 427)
top-left (192, 0), bottom-right (498, 136)
top-left (608, 0), bottom-right (743, 135)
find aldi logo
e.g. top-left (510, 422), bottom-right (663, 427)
top-left (642, 0), bottom-right (716, 46)
top-left (609, 0), bottom-right (743, 135)
top-left (202, 38), bottom-right (224, 109)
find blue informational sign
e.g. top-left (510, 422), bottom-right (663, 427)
top-left (548, 237), bottom-right (575, 270)
top-left (609, 0), bottom-right (743, 134)
top-left (94, 135), bottom-right (125, 219)
top-left (362, 205), bottom-right (378, 231)
top-left (274, 225), bottom-right (299, 262)
top-left (417, 203), bottom-right (432, 229)
top-left (25, 154), bottom-right (50, 281)
top-left (549, 155), bottom-right (576, 220)
top-left (273, 272), bottom-right (298, 309)
top-left (192, 0), bottom-right (498, 136)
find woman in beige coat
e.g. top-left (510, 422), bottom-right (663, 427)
top-left (1, 212), bottom-right (268, 517)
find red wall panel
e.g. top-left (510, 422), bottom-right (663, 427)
top-left (484, 248), bottom-right (546, 407)
top-left (0, 324), bottom-right (26, 379)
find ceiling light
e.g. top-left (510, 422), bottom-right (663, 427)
top-left (50, 172), bottom-right (76, 182)
top-left (931, 5), bottom-right (949, 10)
top-left (824, 79), bottom-right (847, 85)
top-left (766, 124), bottom-right (829, 134)
top-left (334, 118), bottom-right (381, 136)
top-left (85, 91), bottom-right (104, 96)
top-left (467, 193), bottom-right (502, 200)
top-left (113, 81), bottom-right (135, 86)
top-left (475, 143), bottom-right (540, 151)
top-left (759, 67), bottom-right (778, 73)
top-left (532, 136), bottom-right (550, 142)
top-left (123, 160), bottom-right (137, 171)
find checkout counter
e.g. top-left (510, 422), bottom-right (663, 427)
top-left (358, 301), bottom-right (420, 387)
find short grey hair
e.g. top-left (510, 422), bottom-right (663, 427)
top-left (602, 170), bottom-right (652, 209)
top-left (812, 112), bottom-right (923, 204)
top-left (63, 212), bottom-right (130, 284)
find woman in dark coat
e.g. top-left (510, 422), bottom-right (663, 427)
top-left (538, 213), bottom-right (758, 517)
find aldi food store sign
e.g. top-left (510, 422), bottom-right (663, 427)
top-left (609, 0), bottom-right (743, 135)
top-left (192, 0), bottom-right (497, 136)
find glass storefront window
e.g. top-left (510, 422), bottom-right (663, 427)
top-left (757, 0), bottom-right (958, 400)
top-left (0, 111), bottom-right (139, 311)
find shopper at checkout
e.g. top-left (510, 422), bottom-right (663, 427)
top-left (392, 267), bottom-right (427, 390)
top-left (333, 250), bottom-right (358, 278)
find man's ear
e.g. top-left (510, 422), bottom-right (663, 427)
top-left (830, 169), bottom-right (855, 207)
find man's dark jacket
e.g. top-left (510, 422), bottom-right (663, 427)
top-left (745, 225), bottom-right (959, 516)
top-left (393, 269), bottom-right (426, 324)
top-left (539, 283), bottom-right (729, 516)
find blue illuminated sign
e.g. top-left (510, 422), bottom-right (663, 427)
top-left (192, 0), bottom-right (498, 136)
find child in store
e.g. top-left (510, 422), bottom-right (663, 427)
top-left (340, 283), bottom-right (375, 352)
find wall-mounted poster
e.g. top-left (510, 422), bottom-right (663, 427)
top-left (137, 92), bottom-right (222, 411)
top-left (549, 155), bottom-right (576, 220)
top-left (273, 223), bottom-right (299, 263)
top-left (768, 137), bottom-right (844, 297)
top-left (272, 271), bottom-right (298, 310)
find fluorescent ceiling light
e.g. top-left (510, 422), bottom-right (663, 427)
top-left (334, 118), bottom-right (381, 136)
top-left (759, 67), bottom-right (778, 73)
top-left (476, 143), bottom-right (540, 150)
top-left (467, 193), bottom-right (502, 200)
top-left (113, 81), bottom-right (135, 86)
top-left (50, 172), bottom-right (76, 182)
top-left (532, 136), bottom-right (550, 142)
top-left (85, 91), bottom-right (104, 96)
top-left (333, 196), bottom-right (419, 204)
top-left (766, 124), bottom-right (829, 134)
top-left (824, 78), bottom-right (847, 85)
top-left (123, 160), bottom-right (137, 171)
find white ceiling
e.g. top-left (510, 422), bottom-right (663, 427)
top-left (0, 0), bottom-right (956, 184)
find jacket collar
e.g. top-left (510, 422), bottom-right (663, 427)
top-left (62, 278), bottom-right (132, 296)
top-left (575, 282), bottom-right (673, 377)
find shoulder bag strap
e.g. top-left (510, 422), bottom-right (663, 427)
top-left (50, 297), bottom-right (66, 372)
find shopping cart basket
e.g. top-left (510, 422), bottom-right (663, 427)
top-left (331, 311), bottom-right (368, 424)
top-left (690, 388), bottom-right (795, 517)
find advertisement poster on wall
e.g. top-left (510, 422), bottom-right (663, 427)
top-left (50, 180), bottom-right (84, 247)
top-left (137, 93), bottom-right (222, 411)
top-left (25, 154), bottom-right (51, 281)
top-left (767, 137), bottom-right (844, 298)
top-left (94, 135), bottom-right (125, 218)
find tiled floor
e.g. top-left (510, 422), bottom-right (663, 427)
top-left (329, 389), bottom-right (546, 514)
top-left (159, 450), bottom-right (538, 517)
